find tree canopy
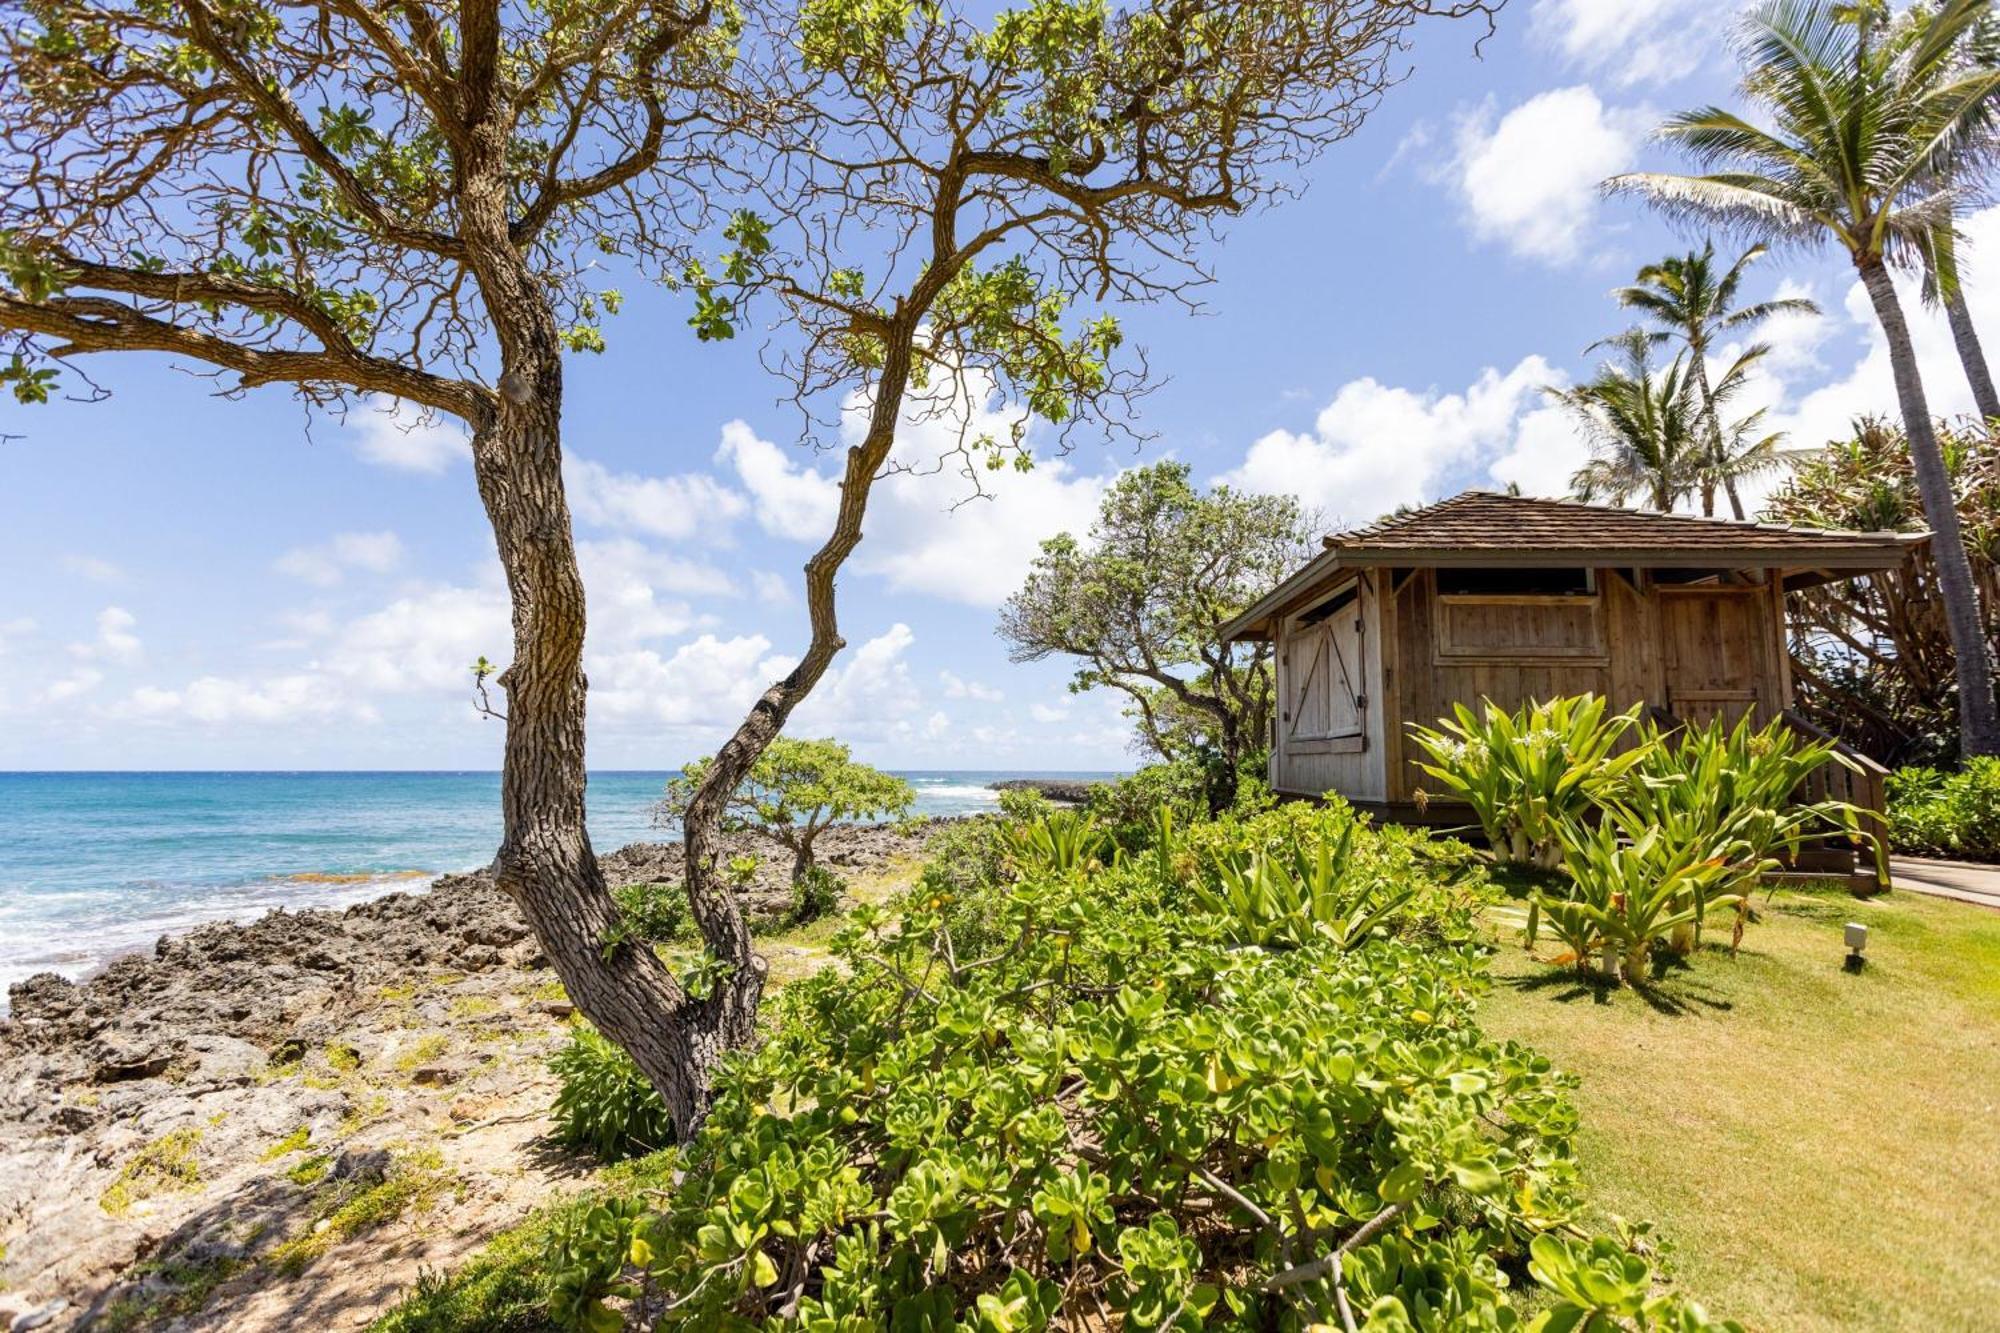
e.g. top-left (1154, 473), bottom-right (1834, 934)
top-left (999, 462), bottom-right (1315, 798)
top-left (658, 738), bottom-right (914, 885)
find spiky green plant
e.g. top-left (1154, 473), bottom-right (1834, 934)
top-left (1005, 809), bottom-right (1110, 878)
top-left (1194, 820), bottom-right (1414, 951)
top-left (1409, 696), bottom-right (1652, 868)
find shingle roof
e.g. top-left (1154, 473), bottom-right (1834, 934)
top-left (1217, 490), bottom-right (1923, 642)
top-left (1323, 490), bottom-right (1920, 561)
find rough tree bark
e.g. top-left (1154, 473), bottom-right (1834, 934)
top-left (454, 0), bottom-right (755, 1134)
top-left (1858, 255), bottom-right (2000, 757)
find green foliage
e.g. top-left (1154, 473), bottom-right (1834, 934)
top-left (271, 1146), bottom-right (446, 1274)
top-left (1766, 417), bottom-right (2000, 766)
top-left (998, 462), bottom-right (1315, 793)
top-left (789, 864), bottom-right (845, 925)
top-left (658, 738), bottom-right (914, 884)
top-left (546, 1197), bottom-right (649, 1332)
top-left (372, 1152), bottom-right (681, 1333)
top-left (539, 799), bottom-right (1730, 1331)
top-left (1192, 814), bottom-right (1415, 951)
top-left (1410, 696), bottom-right (1649, 867)
top-left (1540, 816), bottom-right (1741, 978)
top-left (1003, 807), bottom-right (1108, 877)
top-left (603, 880), bottom-right (692, 959)
top-left (1528, 1233), bottom-right (1745, 1333)
top-left (549, 1025), bottom-right (675, 1164)
top-left (1889, 758), bottom-right (2000, 859)
top-left (100, 1126), bottom-right (202, 1215)
top-left (1084, 760), bottom-right (1211, 852)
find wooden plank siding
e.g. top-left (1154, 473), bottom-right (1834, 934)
top-left (1269, 566), bottom-right (1792, 804)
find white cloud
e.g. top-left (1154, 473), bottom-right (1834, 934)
top-left (116, 673), bottom-right (360, 725)
top-left (791, 623), bottom-right (924, 741)
top-left (940, 669), bottom-right (1003, 702)
top-left (1029, 701), bottom-right (1070, 724)
top-left (590, 633), bottom-right (789, 727)
top-left (346, 396), bottom-right (469, 473)
top-left (716, 409), bottom-right (1115, 608)
top-left (1222, 356), bottom-right (1567, 523)
top-left (62, 554), bottom-right (123, 583)
top-left (326, 581), bottom-right (511, 694)
top-left (274, 530), bottom-right (405, 587)
top-left (751, 571), bottom-right (793, 605)
top-left (565, 456), bottom-right (749, 541)
top-left (69, 606), bottom-right (141, 663)
top-left (1528, 0), bottom-right (1732, 89)
top-left (716, 421), bottom-right (840, 541)
top-left (45, 667), bottom-right (103, 702)
top-left (1440, 87), bottom-right (1650, 265)
top-left (0, 617), bottom-right (36, 654)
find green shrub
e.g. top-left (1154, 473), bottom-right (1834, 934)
top-left (1409, 695), bottom-right (1649, 867)
top-left (549, 1026), bottom-right (673, 1164)
top-left (1003, 807), bottom-right (1109, 877)
top-left (1889, 758), bottom-right (2000, 860)
top-left (563, 812), bottom-right (1732, 1332)
top-left (788, 864), bottom-right (844, 925)
top-left (1084, 759), bottom-right (1209, 850)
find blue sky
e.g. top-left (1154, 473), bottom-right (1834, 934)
top-left (2, 0), bottom-right (1993, 771)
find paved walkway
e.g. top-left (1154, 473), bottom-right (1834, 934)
top-left (1890, 856), bottom-right (2000, 910)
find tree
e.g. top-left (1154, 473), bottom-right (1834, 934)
top-left (1608, 242), bottom-right (1818, 517)
top-left (1608, 0), bottom-right (2000, 757)
top-left (1765, 415), bottom-right (2000, 764)
top-left (1914, 1), bottom-right (2000, 420)
top-left (0, 0), bottom-right (765, 1135)
top-left (1552, 330), bottom-right (1708, 511)
top-left (658, 738), bottom-right (914, 887)
top-left (0, 0), bottom-right (1499, 1131)
top-left (998, 462), bottom-right (1316, 801)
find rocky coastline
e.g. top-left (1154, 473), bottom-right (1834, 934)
top-left (986, 777), bottom-right (1103, 805)
top-left (0, 822), bottom-right (938, 1332)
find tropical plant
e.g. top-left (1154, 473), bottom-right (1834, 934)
top-left (593, 813), bottom-right (1738, 1331)
top-left (1888, 755), bottom-right (2000, 857)
top-left (1410, 696), bottom-right (1652, 867)
top-left (1608, 242), bottom-right (1818, 517)
top-left (1005, 809), bottom-right (1110, 879)
top-left (1765, 415), bottom-right (2000, 765)
top-left (1609, 0), bottom-right (2000, 757)
top-left (1552, 330), bottom-right (1707, 512)
top-left (999, 462), bottom-right (1317, 804)
top-left (1618, 711), bottom-right (1881, 899)
top-left (1192, 818), bottom-right (1415, 950)
top-left (544, 1196), bottom-right (649, 1333)
top-left (658, 738), bottom-right (914, 886)
top-left (549, 1027), bottom-right (675, 1165)
top-left (1540, 816), bottom-right (1742, 979)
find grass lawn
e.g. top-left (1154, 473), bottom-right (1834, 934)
top-left (1478, 882), bottom-right (2000, 1331)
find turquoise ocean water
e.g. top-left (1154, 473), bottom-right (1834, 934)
top-left (0, 770), bottom-right (1113, 1002)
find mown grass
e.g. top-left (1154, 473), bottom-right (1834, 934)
top-left (1479, 882), bottom-right (2000, 1331)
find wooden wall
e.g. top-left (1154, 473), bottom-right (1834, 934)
top-left (1269, 565), bottom-right (1791, 804)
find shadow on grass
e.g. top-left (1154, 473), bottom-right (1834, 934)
top-left (1501, 954), bottom-right (1736, 1018)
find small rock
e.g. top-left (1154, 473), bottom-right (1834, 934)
top-left (410, 1064), bottom-right (460, 1087)
top-left (531, 999), bottom-right (576, 1019)
top-left (10, 1299), bottom-right (70, 1332)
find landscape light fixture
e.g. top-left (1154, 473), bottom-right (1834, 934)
top-left (1844, 921), bottom-right (1868, 972)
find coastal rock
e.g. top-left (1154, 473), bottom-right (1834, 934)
top-left (0, 820), bottom-right (942, 1331)
top-left (987, 777), bottom-right (1103, 805)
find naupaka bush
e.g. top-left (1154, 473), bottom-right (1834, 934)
top-left (558, 805), bottom-right (1737, 1331)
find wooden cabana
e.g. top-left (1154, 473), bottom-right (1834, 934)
top-left (1218, 491), bottom-right (1919, 878)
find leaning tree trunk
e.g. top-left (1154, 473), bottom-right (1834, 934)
top-left (454, 32), bottom-right (757, 1136)
top-left (1944, 289), bottom-right (2000, 424)
top-left (676, 319), bottom-right (921, 1110)
top-left (1858, 256), bottom-right (2000, 758)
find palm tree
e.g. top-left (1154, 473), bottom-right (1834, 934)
top-left (1608, 0), bottom-right (2000, 757)
top-left (1553, 331), bottom-right (1707, 512)
top-left (1608, 241), bottom-right (1820, 518)
top-left (1912, 2), bottom-right (2000, 420)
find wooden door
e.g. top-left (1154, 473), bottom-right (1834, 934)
top-left (1659, 588), bottom-right (1769, 727)
top-left (1283, 584), bottom-right (1366, 747)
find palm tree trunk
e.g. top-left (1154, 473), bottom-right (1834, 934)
top-left (1858, 256), bottom-right (2000, 757)
top-left (1944, 289), bottom-right (2000, 423)
top-left (1690, 347), bottom-right (1745, 520)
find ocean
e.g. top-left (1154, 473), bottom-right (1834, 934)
top-left (0, 770), bottom-right (1114, 1002)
